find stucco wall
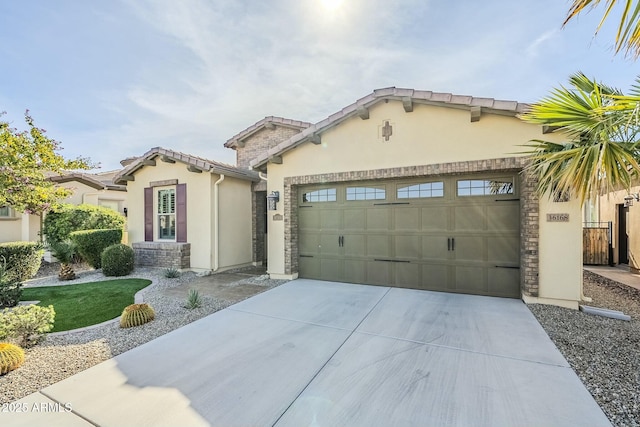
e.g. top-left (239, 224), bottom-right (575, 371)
top-left (57, 182), bottom-right (127, 215)
top-left (265, 100), bottom-right (581, 307)
top-left (599, 186), bottom-right (640, 269)
top-left (218, 176), bottom-right (253, 269)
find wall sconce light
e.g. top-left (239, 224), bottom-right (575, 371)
top-left (624, 194), bottom-right (639, 207)
top-left (123, 207), bottom-right (128, 217)
top-left (267, 191), bottom-right (280, 211)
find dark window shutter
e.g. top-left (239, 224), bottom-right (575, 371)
top-left (176, 183), bottom-right (187, 242)
top-left (144, 187), bottom-right (153, 241)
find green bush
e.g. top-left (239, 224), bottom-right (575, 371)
top-left (0, 242), bottom-right (44, 282)
top-left (0, 304), bottom-right (55, 347)
top-left (43, 204), bottom-right (125, 245)
top-left (0, 258), bottom-right (22, 308)
top-left (101, 244), bottom-right (134, 277)
top-left (70, 229), bottom-right (122, 269)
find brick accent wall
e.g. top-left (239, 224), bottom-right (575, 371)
top-left (281, 157), bottom-right (540, 297)
top-left (133, 242), bottom-right (191, 269)
top-left (236, 126), bottom-right (302, 169)
top-left (252, 191), bottom-right (267, 265)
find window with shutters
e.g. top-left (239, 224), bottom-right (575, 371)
top-left (157, 188), bottom-right (176, 240)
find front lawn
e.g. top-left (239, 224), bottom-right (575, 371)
top-left (21, 279), bottom-right (152, 332)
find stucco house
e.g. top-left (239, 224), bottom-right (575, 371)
top-left (596, 187), bottom-right (640, 270)
top-left (117, 87), bottom-right (584, 309)
top-left (248, 87), bottom-right (582, 309)
top-left (0, 170), bottom-right (127, 243)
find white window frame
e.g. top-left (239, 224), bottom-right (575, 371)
top-left (156, 187), bottom-right (176, 241)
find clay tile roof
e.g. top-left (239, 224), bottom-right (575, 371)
top-left (224, 116), bottom-right (312, 148)
top-left (249, 87), bottom-right (531, 170)
top-left (49, 173), bottom-right (126, 191)
top-left (113, 147), bottom-right (259, 185)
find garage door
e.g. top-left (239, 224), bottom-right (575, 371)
top-left (298, 174), bottom-right (520, 298)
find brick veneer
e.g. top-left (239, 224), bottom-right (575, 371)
top-left (282, 157), bottom-right (540, 297)
top-left (236, 127), bottom-right (302, 169)
top-left (132, 242), bottom-right (191, 269)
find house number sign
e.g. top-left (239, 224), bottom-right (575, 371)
top-left (546, 213), bottom-right (569, 222)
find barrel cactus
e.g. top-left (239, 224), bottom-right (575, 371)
top-left (120, 303), bottom-right (155, 328)
top-left (0, 342), bottom-right (25, 375)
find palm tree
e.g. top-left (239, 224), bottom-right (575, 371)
top-left (520, 72), bottom-right (640, 204)
top-left (564, 0), bottom-right (640, 58)
top-left (49, 240), bottom-right (77, 281)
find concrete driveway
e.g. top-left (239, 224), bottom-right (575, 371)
top-left (7, 279), bottom-right (611, 427)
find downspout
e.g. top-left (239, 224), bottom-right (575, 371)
top-left (213, 174), bottom-right (225, 271)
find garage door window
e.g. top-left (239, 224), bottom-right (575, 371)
top-left (346, 186), bottom-right (385, 201)
top-left (303, 188), bottom-right (336, 203)
top-left (397, 182), bottom-right (444, 199)
top-left (457, 179), bottom-right (514, 196)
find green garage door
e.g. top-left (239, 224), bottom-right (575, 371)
top-left (298, 174), bottom-right (520, 298)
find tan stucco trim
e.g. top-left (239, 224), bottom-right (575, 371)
top-left (522, 295), bottom-right (579, 310)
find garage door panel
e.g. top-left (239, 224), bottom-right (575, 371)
top-left (367, 235), bottom-right (391, 258)
top-left (395, 262), bottom-right (421, 288)
top-left (320, 258), bottom-right (343, 282)
top-left (421, 207), bottom-right (448, 231)
top-left (487, 204), bottom-right (519, 232)
top-left (344, 234), bottom-right (365, 257)
top-left (321, 210), bottom-right (342, 231)
top-left (319, 234), bottom-right (341, 257)
top-left (299, 256), bottom-right (320, 279)
top-left (454, 205), bottom-right (485, 232)
top-left (298, 209), bottom-right (319, 230)
top-left (422, 236), bottom-right (449, 260)
top-left (422, 264), bottom-right (450, 290)
top-left (344, 259), bottom-right (367, 283)
top-left (299, 233), bottom-right (320, 255)
top-left (367, 209), bottom-right (390, 231)
top-left (454, 235), bottom-right (485, 262)
top-left (367, 261), bottom-right (392, 286)
top-left (488, 268), bottom-right (520, 298)
top-left (394, 208), bottom-right (420, 231)
top-left (487, 236), bottom-right (519, 264)
top-left (344, 209), bottom-right (366, 231)
top-left (455, 265), bottom-right (488, 294)
top-left (394, 235), bottom-right (421, 260)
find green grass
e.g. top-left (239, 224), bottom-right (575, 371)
top-left (21, 279), bottom-right (152, 332)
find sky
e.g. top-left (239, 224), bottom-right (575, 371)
top-left (1, 0), bottom-right (638, 171)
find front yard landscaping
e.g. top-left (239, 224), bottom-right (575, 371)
top-left (21, 279), bottom-right (151, 332)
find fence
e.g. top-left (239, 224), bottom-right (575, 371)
top-left (583, 222), bottom-right (612, 266)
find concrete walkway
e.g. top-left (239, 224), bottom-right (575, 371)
top-left (584, 264), bottom-right (640, 291)
top-left (5, 280), bottom-right (611, 427)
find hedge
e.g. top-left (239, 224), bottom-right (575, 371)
top-left (70, 229), bottom-right (122, 269)
top-left (0, 242), bottom-right (44, 282)
top-left (43, 204), bottom-right (125, 245)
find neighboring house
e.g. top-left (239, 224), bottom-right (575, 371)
top-left (113, 147), bottom-right (260, 272)
top-left (597, 186), bottom-right (640, 269)
top-left (0, 171), bottom-right (127, 244)
top-left (249, 87), bottom-right (583, 309)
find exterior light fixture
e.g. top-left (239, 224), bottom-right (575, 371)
top-left (267, 191), bottom-right (280, 211)
top-left (624, 194), bottom-right (639, 207)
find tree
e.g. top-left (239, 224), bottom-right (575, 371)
top-left (564, 0), bottom-right (640, 58)
top-left (520, 72), bottom-right (640, 204)
top-left (0, 111), bottom-right (92, 216)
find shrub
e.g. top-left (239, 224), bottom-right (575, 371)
top-left (0, 304), bottom-right (55, 347)
top-left (49, 240), bottom-right (77, 280)
top-left (0, 342), bottom-right (25, 375)
top-left (164, 267), bottom-right (180, 278)
top-left (120, 303), bottom-right (155, 328)
top-left (43, 203), bottom-right (125, 245)
top-left (0, 242), bottom-right (44, 282)
top-left (102, 244), bottom-right (134, 277)
top-left (0, 258), bottom-right (22, 308)
top-left (184, 289), bottom-right (202, 309)
top-left (70, 229), bottom-right (122, 269)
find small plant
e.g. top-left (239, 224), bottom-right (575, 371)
top-left (164, 267), bottom-right (180, 278)
top-left (102, 244), bottom-right (135, 277)
top-left (0, 257), bottom-right (22, 308)
top-left (0, 342), bottom-right (25, 375)
top-left (0, 304), bottom-right (55, 347)
top-left (184, 289), bottom-right (202, 309)
top-left (120, 303), bottom-right (155, 328)
top-left (49, 240), bottom-right (77, 281)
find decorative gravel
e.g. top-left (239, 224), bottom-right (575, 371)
top-left (0, 266), bottom-right (287, 404)
top-left (529, 271), bottom-right (640, 427)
